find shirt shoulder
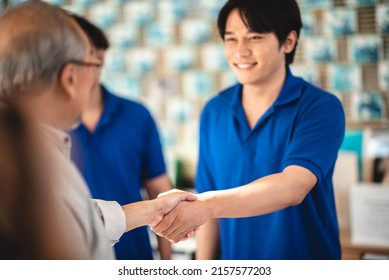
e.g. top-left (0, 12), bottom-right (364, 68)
top-left (298, 81), bottom-right (344, 119)
top-left (202, 83), bottom-right (240, 112)
top-left (301, 81), bottom-right (342, 105)
top-left (108, 92), bottom-right (154, 121)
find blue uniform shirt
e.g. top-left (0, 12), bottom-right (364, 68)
top-left (196, 68), bottom-right (345, 259)
top-left (70, 85), bottom-right (166, 260)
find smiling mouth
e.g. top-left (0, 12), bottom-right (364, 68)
top-left (234, 63), bottom-right (257, 69)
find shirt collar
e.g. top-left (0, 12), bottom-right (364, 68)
top-left (100, 84), bottom-right (120, 120)
top-left (273, 67), bottom-right (304, 107)
top-left (42, 124), bottom-right (72, 158)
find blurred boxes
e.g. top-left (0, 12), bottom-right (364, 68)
top-left (350, 183), bottom-right (389, 248)
top-left (333, 151), bottom-right (359, 231)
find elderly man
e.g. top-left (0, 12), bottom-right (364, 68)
top-left (0, 1), bottom-right (194, 259)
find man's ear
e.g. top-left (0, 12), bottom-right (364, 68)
top-left (96, 49), bottom-right (105, 65)
top-left (283, 31), bottom-right (298, 54)
top-left (58, 63), bottom-right (77, 100)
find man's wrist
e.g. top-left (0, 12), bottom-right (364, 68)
top-left (198, 191), bottom-right (218, 220)
top-left (122, 200), bottom-right (154, 231)
top-left (145, 199), bottom-right (158, 226)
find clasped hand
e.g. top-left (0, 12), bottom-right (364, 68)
top-left (151, 190), bottom-right (210, 243)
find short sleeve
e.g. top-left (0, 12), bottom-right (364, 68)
top-left (282, 95), bottom-right (345, 183)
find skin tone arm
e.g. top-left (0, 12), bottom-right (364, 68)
top-left (195, 219), bottom-right (220, 260)
top-left (122, 189), bottom-right (196, 232)
top-left (151, 165), bottom-right (317, 244)
top-left (144, 173), bottom-right (174, 260)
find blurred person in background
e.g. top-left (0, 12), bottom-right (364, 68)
top-left (70, 14), bottom-right (173, 260)
top-left (0, 0), bottom-right (194, 259)
top-left (153, 0), bottom-right (345, 260)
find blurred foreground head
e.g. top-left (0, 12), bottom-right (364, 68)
top-left (0, 0), bottom-right (93, 258)
top-left (0, 100), bottom-right (72, 259)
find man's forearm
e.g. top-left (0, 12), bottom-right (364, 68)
top-left (122, 200), bottom-right (153, 231)
top-left (195, 219), bottom-right (219, 260)
top-left (201, 166), bottom-right (316, 219)
top-left (157, 236), bottom-right (172, 260)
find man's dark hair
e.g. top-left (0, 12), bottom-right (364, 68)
top-left (217, 0), bottom-right (302, 65)
top-left (72, 14), bottom-right (110, 50)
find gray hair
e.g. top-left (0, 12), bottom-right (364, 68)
top-left (0, 1), bottom-right (87, 97)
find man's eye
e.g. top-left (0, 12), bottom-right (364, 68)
top-left (224, 37), bottom-right (236, 42)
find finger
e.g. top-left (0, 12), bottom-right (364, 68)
top-left (179, 236), bottom-right (189, 242)
top-left (162, 222), bottom-right (194, 243)
top-left (184, 226), bottom-right (199, 239)
top-left (185, 226), bottom-right (199, 238)
top-left (171, 191), bottom-right (197, 203)
top-left (158, 217), bottom-right (181, 238)
top-left (151, 211), bottom-right (178, 236)
top-left (169, 230), bottom-right (193, 243)
top-left (169, 227), bottom-right (192, 243)
top-left (164, 193), bottom-right (197, 212)
top-left (157, 189), bottom-right (181, 198)
top-left (158, 189), bottom-right (197, 202)
top-left (185, 192), bottom-right (197, 201)
top-left (149, 215), bottom-right (163, 227)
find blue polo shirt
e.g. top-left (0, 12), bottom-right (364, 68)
top-left (195, 68), bottom-right (345, 259)
top-left (70, 85), bottom-right (166, 260)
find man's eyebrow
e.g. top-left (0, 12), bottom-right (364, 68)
top-left (224, 30), bottom-right (261, 35)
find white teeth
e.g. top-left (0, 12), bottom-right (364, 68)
top-left (237, 63), bottom-right (254, 69)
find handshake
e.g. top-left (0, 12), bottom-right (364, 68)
top-left (143, 189), bottom-right (212, 243)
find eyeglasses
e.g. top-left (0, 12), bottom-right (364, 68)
top-left (67, 59), bottom-right (102, 71)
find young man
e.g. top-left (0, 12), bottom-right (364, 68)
top-left (70, 15), bottom-right (173, 260)
top-left (153, 0), bottom-right (345, 260)
top-left (0, 1), bottom-right (194, 259)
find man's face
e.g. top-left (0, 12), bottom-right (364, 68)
top-left (223, 9), bottom-right (287, 87)
top-left (69, 45), bottom-right (100, 127)
top-left (91, 48), bottom-right (104, 91)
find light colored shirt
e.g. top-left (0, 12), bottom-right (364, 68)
top-left (43, 125), bottom-right (126, 259)
top-left (70, 86), bottom-right (166, 259)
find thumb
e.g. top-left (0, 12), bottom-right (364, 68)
top-left (158, 189), bottom-right (197, 202)
top-left (183, 192), bottom-right (197, 202)
top-left (164, 191), bottom-right (197, 209)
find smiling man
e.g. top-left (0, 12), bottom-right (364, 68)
top-left (152, 0), bottom-right (345, 260)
